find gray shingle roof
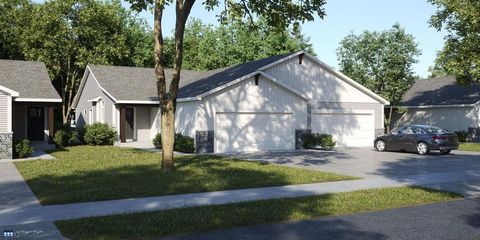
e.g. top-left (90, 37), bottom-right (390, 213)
top-left (402, 76), bottom-right (480, 106)
top-left (88, 52), bottom-right (295, 101)
top-left (0, 59), bottom-right (61, 100)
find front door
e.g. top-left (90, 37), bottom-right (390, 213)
top-left (125, 108), bottom-right (134, 140)
top-left (27, 107), bottom-right (45, 141)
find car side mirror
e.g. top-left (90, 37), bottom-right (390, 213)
top-left (391, 130), bottom-right (399, 135)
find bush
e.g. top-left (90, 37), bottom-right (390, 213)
top-left (174, 133), bottom-right (195, 153)
top-left (84, 123), bottom-right (117, 146)
top-left (54, 126), bottom-right (82, 147)
top-left (14, 139), bottom-right (34, 158)
top-left (303, 133), bottom-right (336, 150)
top-left (152, 133), bottom-right (195, 153)
top-left (319, 134), bottom-right (336, 150)
top-left (153, 133), bottom-right (162, 149)
top-left (455, 131), bottom-right (468, 142)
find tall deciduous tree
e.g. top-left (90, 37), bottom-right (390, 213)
top-left (429, 0), bottom-right (480, 84)
top-left (127, 0), bottom-right (326, 171)
top-left (336, 23), bottom-right (421, 132)
top-left (163, 18), bottom-right (315, 71)
top-left (1, 0), bottom-right (154, 123)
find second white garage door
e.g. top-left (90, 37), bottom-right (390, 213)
top-left (312, 110), bottom-right (374, 147)
top-left (215, 112), bottom-right (295, 153)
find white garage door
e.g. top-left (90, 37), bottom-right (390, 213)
top-left (215, 113), bottom-right (295, 153)
top-left (312, 110), bottom-right (374, 147)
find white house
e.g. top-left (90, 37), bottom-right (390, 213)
top-left (72, 51), bottom-right (389, 153)
top-left (393, 76), bottom-right (480, 132)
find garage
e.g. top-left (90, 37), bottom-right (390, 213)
top-left (312, 110), bottom-right (375, 147)
top-left (215, 112), bottom-right (295, 152)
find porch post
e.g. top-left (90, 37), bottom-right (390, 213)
top-left (120, 107), bottom-right (126, 143)
top-left (48, 106), bottom-right (54, 144)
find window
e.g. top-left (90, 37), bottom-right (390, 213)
top-left (96, 100), bottom-right (105, 123)
top-left (88, 108), bottom-right (93, 124)
top-left (401, 127), bottom-right (414, 135)
top-left (414, 128), bottom-right (426, 135)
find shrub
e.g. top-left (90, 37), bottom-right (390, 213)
top-left (152, 133), bottom-right (195, 153)
top-left (84, 123), bottom-right (117, 146)
top-left (153, 133), bottom-right (162, 149)
top-left (303, 133), bottom-right (336, 150)
top-left (174, 133), bottom-right (195, 153)
top-left (54, 125), bottom-right (82, 147)
top-left (455, 131), bottom-right (468, 142)
top-left (14, 139), bottom-right (34, 158)
top-left (319, 134), bottom-right (336, 150)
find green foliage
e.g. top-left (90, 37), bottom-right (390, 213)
top-left (429, 0), bottom-right (480, 84)
top-left (153, 133), bottom-right (162, 149)
top-left (0, 0), bottom-right (154, 123)
top-left (14, 139), bottom-right (34, 158)
top-left (337, 23), bottom-right (421, 106)
top-left (455, 131), bottom-right (468, 143)
top-left (303, 133), bottom-right (336, 150)
top-left (54, 126), bottom-right (82, 147)
top-left (163, 18), bottom-right (315, 71)
top-left (83, 123), bottom-right (117, 146)
top-left (174, 133), bottom-right (195, 153)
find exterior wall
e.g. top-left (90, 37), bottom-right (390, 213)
top-left (175, 101), bottom-right (199, 137)
top-left (0, 133), bottom-right (12, 159)
top-left (392, 106), bottom-right (480, 132)
top-left (264, 57), bottom-right (379, 103)
top-left (196, 76), bottom-right (308, 133)
top-left (311, 102), bottom-right (384, 131)
top-left (0, 91), bottom-right (8, 133)
top-left (135, 107), bottom-right (151, 142)
top-left (75, 73), bottom-right (115, 128)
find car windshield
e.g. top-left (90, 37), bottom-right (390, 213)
top-left (423, 126), bottom-right (448, 134)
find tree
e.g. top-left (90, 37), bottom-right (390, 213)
top-left (429, 0), bottom-right (480, 84)
top-left (2, 0), bottom-right (154, 123)
top-left (0, 0), bottom-right (29, 60)
top-left (127, 0), bottom-right (327, 171)
top-left (162, 18), bottom-right (315, 70)
top-left (336, 23), bottom-right (421, 132)
top-left (427, 50), bottom-right (449, 78)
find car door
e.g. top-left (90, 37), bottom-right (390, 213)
top-left (388, 127), bottom-right (405, 150)
top-left (402, 127), bottom-right (418, 151)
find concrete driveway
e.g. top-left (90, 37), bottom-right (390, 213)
top-left (226, 148), bottom-right (480, 197)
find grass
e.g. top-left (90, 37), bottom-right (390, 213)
top-left (14, 146), bottom-right (355, 205)
top-left (55, 186), bottom-right (462, 240)
top-left (459, 142), bottom-right (480, 152)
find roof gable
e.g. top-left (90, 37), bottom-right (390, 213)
top-left (0, 60), bottom-right (61, 101)
top-left (402, 76), bottom-right (480, 106)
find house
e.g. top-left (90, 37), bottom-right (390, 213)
top-left (392, 76), bottom-right (480, 132)
top-left (0, 60), bottom-right (62, 159)
top-left (72, 51), bottom-right (389, 153)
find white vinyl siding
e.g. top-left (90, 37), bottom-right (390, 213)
top-left (215, 113), bottom-right (294, 152)
top-left (312, 110), bottom-right (375, 147)
top-left (0, 92), bottom-right (9, 132)
top-left (264, 56), bottom-right (379, 103)
top-left (393, 106), bottom-right (480, 132)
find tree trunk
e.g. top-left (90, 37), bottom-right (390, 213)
top-left (161, 98), bottom-right (175, 170)
top-left (386, 105), bottom-right (394, 133)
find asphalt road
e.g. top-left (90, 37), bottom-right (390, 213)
top-left (162, 197), bottom-right (480, 240)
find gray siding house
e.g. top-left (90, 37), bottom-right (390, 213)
top-left (72, 51), bottom-right (389, 153)
top-left (0, 60), bottom-right (61, 159)
top-left (393, 76), bottom-right (480, 131)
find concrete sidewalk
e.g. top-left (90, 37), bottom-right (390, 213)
top-left (0, 161), bottom-right (65, 239)
top-left (1, 170), bottom-right (480, 227)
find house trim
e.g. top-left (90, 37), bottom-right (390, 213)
top-left (14, 98), bottom-right (62, 102)
top-left (401, 104), bottom-right (476, 109)
top-left (0, 85), bottom-right (19, 97)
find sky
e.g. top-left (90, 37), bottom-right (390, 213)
top-left (127, 0), bottom-right (445, 78)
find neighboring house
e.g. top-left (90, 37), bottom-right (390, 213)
top-left (0, 60), bottom-right (62, 159)
top-left (72, 51), bottom-right (389, 153)
top-left (393, 76), bottom-right (480, 132)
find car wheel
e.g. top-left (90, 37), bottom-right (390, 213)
top-left (416, 142), bottom-right (430, 155)
top-left (440, 150), bottom-right (451, 155)
top-left (376, 140), bottom-right (386, 152)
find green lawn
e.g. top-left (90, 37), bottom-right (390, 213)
top-left (56, 186), bottom-right (462, 240)
top-left (459, 143), bottom-right (480, 152)
top-left (14, 146), bottom-right (355, 205)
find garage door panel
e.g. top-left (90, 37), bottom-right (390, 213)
top-left (215, 113), bottom-right (294, 152)
top-left (312, 112), bottom-right (374, 147)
